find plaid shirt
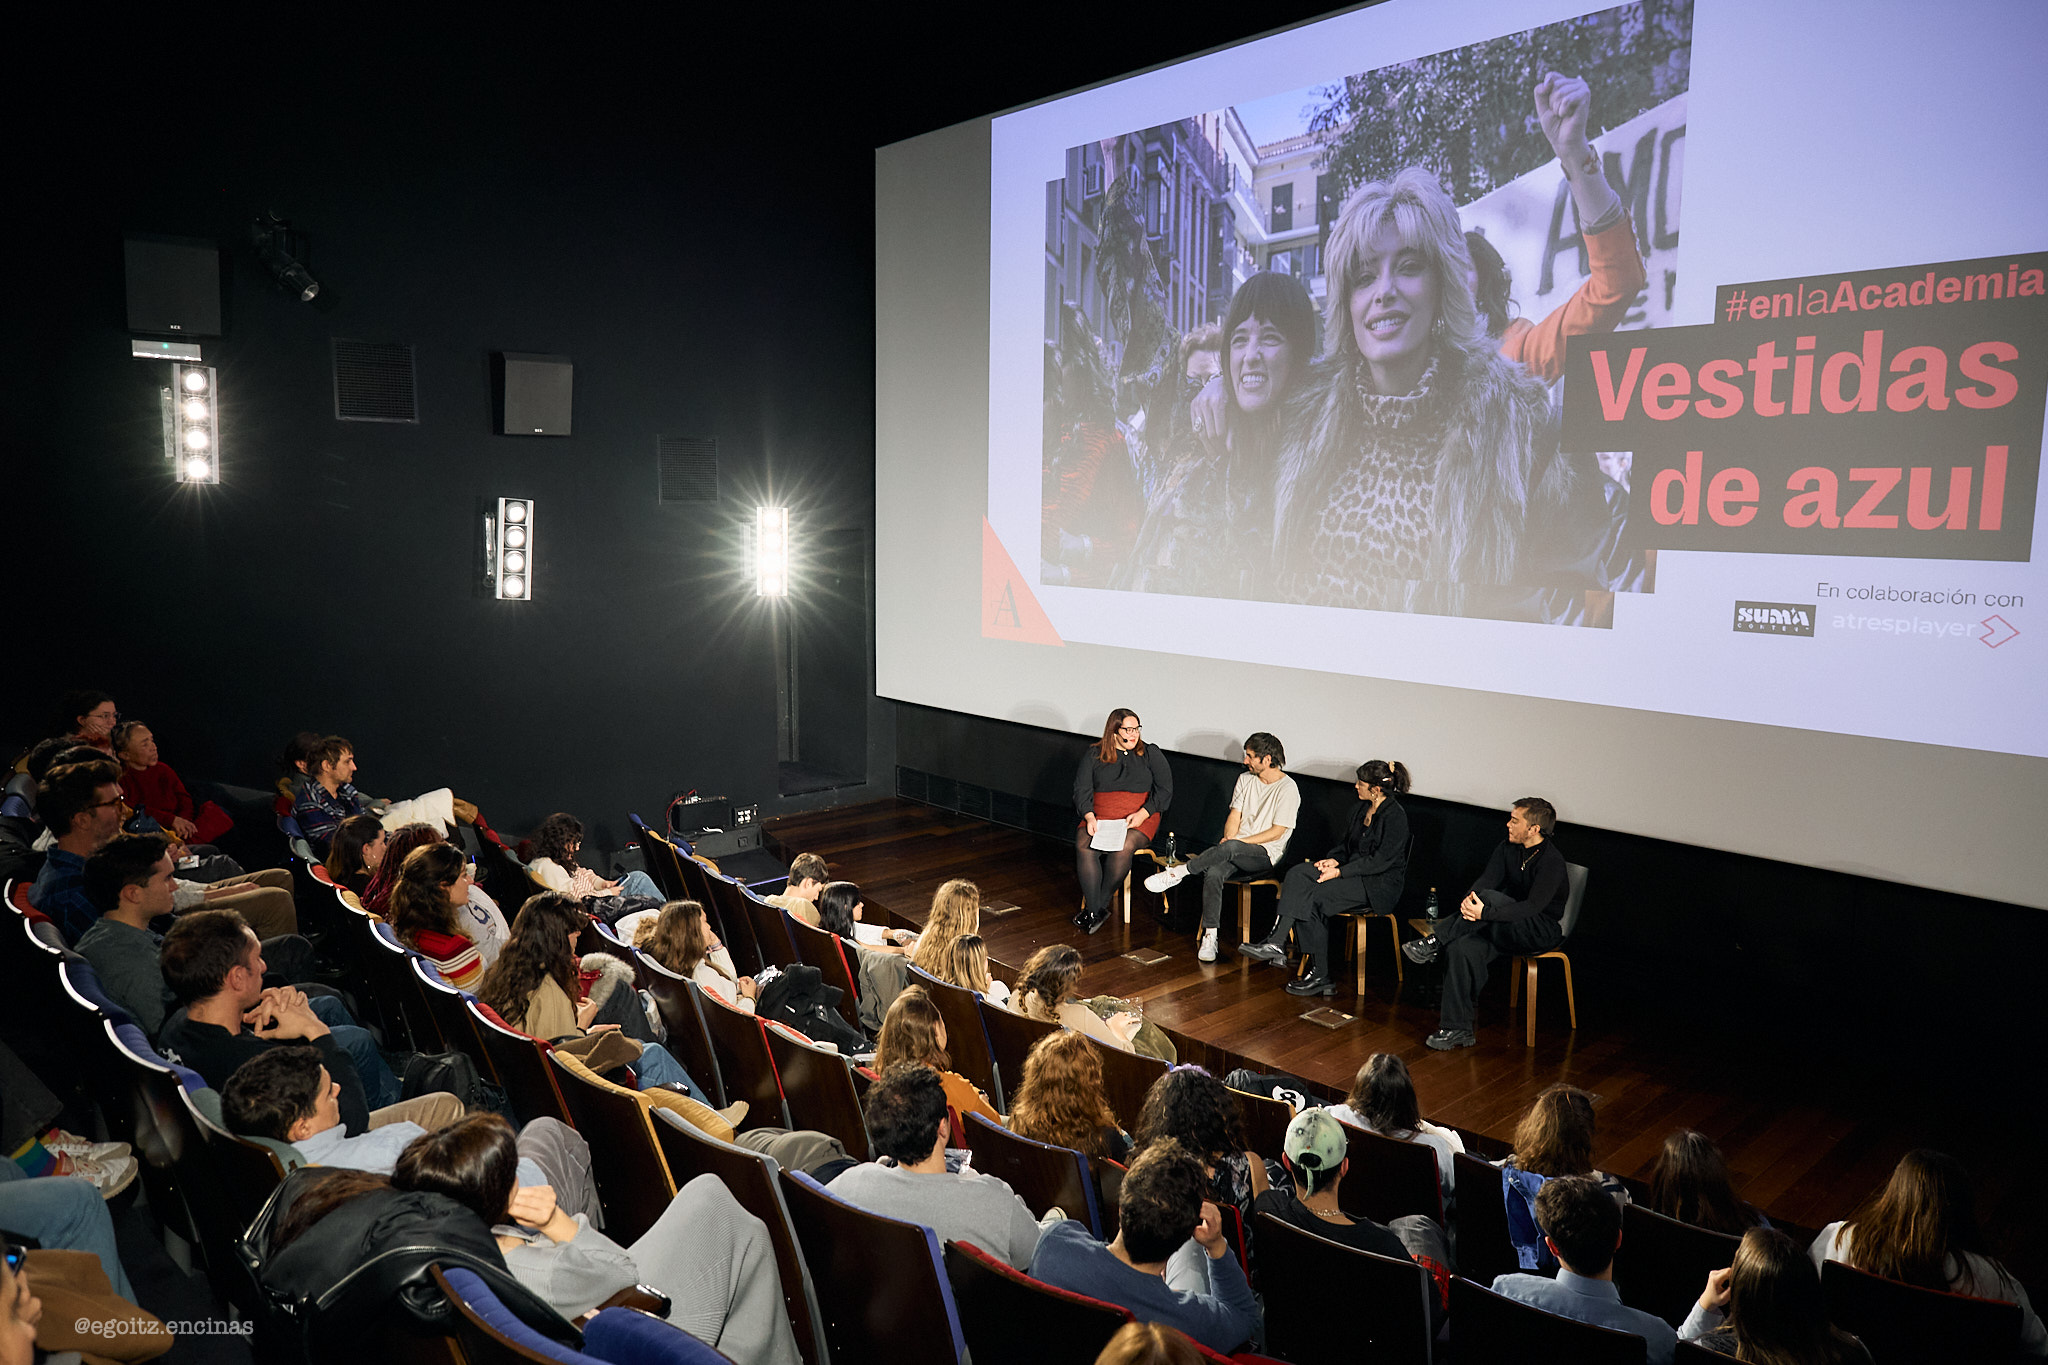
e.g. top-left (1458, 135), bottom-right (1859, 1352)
top-left (293, 779), bottom-right (368, 848)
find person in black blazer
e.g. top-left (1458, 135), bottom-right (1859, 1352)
top-left (1240, 759), bottom-right (1411, 995)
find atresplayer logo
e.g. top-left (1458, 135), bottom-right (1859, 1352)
top-left (1732, 600), bottom-right (1817, 636)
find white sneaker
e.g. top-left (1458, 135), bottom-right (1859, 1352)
top-left (52, 1151), bottom-right (138, 1200)
top-left (1197, 928), bottom-right (1218, 963)
top-left (44, 1131), bottom-right (132, 1165)
top-left (1144, 864), bottom-right (1189, 894)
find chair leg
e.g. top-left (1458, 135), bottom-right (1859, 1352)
top-left (1560, 955), bottom-right (1577, 1029)
top-left (1237, 886), bottom-right (1250, 946)
top-left (1524, 959), bottom-right (1539, 1047)
top-left (1355, 917), bottom-right (1367, 996)
top-left (1384, 914), bottom-right (1403, 982)
top-left (1121, 868), bottom-right (1131, 923)
top-left (1509, 958), bottom-right (1523, 1007)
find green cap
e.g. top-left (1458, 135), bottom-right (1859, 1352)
top-left (1283, 1107), bottom-right (1348, 1174)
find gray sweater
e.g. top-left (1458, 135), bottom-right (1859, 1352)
top-left (75, 916), bottom-right (173, 1036)
top-left (828, 1161), bottom-right (1046, 1269)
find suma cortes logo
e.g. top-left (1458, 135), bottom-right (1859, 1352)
top-left (1733, 601), bottom-right (1817, 636)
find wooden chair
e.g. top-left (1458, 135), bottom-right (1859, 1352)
top-left (960, 1112), bottom-right (1102, 1236)
top-left (549, 1053), bottom-right (677, 1245)
top-left (976, 995), bottom-right (1062, 1109)
top-left (1223, 860), bottom-right (1285, 948)
top-left (1083, 1035), bottom-right (1167, 1133)
top-left (786, 914), bottom-right (864, 1030)
top-left (763, 1021), bottom-right (870, 1158)
top-left (1614, 1204), bottom-right (1741, 1328)
top-left (906, 964), bottom-right (1000, 1104)
top-left (1229, 1086), bottom-right (1294, 1162)
top-left (1335, 1119), bottom-right (1444, 1226)
top-left (740, 890), bottom-right (801, 969)
top-left (637, 956), bottom-right (728, 1109)
top-left (359, 917), bottom-right (436, 1053)
top-left (1254, 1212), bottom-right (1434, 1364)
top-left (410, 957), bottom-right (501, 1084)
top-left (943, 1240), bottom-right (1130, 1365)
top-left (628, 816), bottom-right (690, 901)
top-left (697, 987), bottom-right (789, 1127)
top-left (1094, 1157), bottom-right (1126, 1240)
top-left (778, 1169), bottom-right (965, 1365)
top-left (467, 1000), bottom-right (573, 1126)
top-left (1673, 1341), bottom-right (1725, 1363)
top-left (703, 872), bottom-right (767, 978)
top-left (1819, 1257), bottom-right (2023, 1364)
top-left (1507, 861), bottom-right (1589, 1045)
top-left (1449, 1275), bottom-right (1649, 1364)
top-left (648, 1110), bottom-right (827, 1365)
top-left (1452, 1151), bottom-right (1519, 1288)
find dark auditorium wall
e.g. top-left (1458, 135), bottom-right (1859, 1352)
top-left (895, 703), bottom-right (2048, 1051)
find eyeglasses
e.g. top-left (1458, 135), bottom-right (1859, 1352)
top-left (1117, 723), bottom-right (1142, 733)
top-left (90, 797), bottom-right (125, 811)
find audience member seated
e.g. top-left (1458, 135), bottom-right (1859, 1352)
top-left (1649, 1129), bottom-right (1768, 1236)
top-left (527, 812), bottom-right (663, 904)
top-left (28, 760), bottom-right (130, 940)
top-left (1092, 1322), bottom-right (1203, 1365)
top-left (323, 814), bottom-right (386, 901)
top-left (761, 852), bottom-right (830, 925)
top-left (1505, 1084), bottom-right (1629, 1200)
top-left (1010, 945), bottom-right (1145, 1054)
top-left (1489, 1174), bottom-right (1678, 1364)
top-left (291, 734), bottom-right (456, 851)
top-left (475, 893), bottom-right (708, 1099)
top-left (940, 932), bottom-right (1010, 1006)
top-left (634, 898), bottom-right (755, 1010)
top-left (155, 908), bottom-right (402, 1117)
top-left (1032, 1137), bottom-right (1261, 1354)
top-left (1326, 1052), bottom-right (1464, 1196)
top-left (870, 987), bottom-right (1000, 1124)
top-left (1253, 1107), bottom-right (1428, 1265)
top-left (111, 720), bottom-right (233, 848)
top-left (0, 1167), bottom-right (135, 1304)
top-left (389, 844), bottom-right (497, 985)
top-left (405, 1114), bottom-right (803, 1365)
top-left (828, 1064), bottom-right (1051, 1270)
top-left (78, 833), bottom-right (314, 1036)
top-left (1133, 1066), bottom-right (1268, 1223)
top-left (817, 880), bottom-right (914, 953)
top-left (1680, 1227), bottom-right (1873, 1362)
top-left (362, 822), bottom-right (472, 921)
top-left (907, 878), bottom-right (982, 977)
top-left (273, 729), bottom-right (322, 813)
top-left (1007, 1030), bottom-right (1130, 1163)
top-left (1808, 1148), bottom-right (2045, 1354)
top-left (54, 691), bottom-right (118, 756)
top-left (220, 1045), bottom-right (595, 1219)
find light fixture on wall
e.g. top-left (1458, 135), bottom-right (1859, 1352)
top-left (160, 363), bottom-right (219, 483)
top-left (753, 506), bottom-right (789, 597)
top-left (484, 497), bottom-right (535, 600)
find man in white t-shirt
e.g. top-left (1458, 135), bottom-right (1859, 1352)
top-left (1144, 733), bottom-right (1299, 962)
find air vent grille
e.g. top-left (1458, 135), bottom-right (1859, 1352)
top-left (332, 339), bottom-right (418, 423)
top-left (658, 435), bottom-right (719, 503)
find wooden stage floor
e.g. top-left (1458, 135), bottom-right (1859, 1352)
top-left (766, 799), bottom-right (2045, 1291)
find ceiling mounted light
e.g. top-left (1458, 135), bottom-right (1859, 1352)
top-left (163, 363), bottom-right (219, 483)
top-left (486, 497), bottom-right (535, 601)
top-left (754, 506), bottom-right (790, 597)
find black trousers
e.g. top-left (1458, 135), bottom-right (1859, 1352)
top-left (1433, 912), bottom-right (1563, 1031)
top-left (1271, 861), bottom-right (1374, 962)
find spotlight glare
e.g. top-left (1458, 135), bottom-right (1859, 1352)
top-left (182, 369), bottom-right (208, 392)
top-left (502, 574), bottom-right (526, 598)
top-left (504, 501), bottom-right (527, 523)
top-left (754, 506), bottom-right (790, 598)
top-left (184, 426), bottom-right (211, 450)
top-left (182, 398), bottom-right (208, 421)
top-left (504, 525), bottom-right (526, 548)
top-left (184, 456), bottom-right (211, 480)
top-left (502, 550), bottom-right (525, 573)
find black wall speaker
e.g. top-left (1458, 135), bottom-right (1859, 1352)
top-left (492, 352), bottom-right (573, 435)
top-left (124, 234), bottom-right (222, 337)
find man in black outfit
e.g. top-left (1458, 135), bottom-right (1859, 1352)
top-left (1403, 797), bottom-right (1568, 1050)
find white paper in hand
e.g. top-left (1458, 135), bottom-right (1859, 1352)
top-left (1090, 818), bottom-right (1127, 851)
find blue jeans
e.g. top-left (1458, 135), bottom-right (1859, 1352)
top-left (309, 995), bottom-right (403, 1109)
top-left (0, 1165), bottom-right (136, 1303)
top-left (633, 1042), bottom-right (706, 1101)
top-left (617, 870), bottom-right (663, 902)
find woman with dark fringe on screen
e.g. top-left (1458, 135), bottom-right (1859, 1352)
top-left (1268, 167), bottom-right (1613, 622)
top-left (1071, 709), bottom-right (1171, 935)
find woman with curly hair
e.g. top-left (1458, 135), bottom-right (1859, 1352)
top-left (1808, 1149), bottom-right (2042, 1352)
top-left (1133, 1066), bottom-right (1268, 1220)
top-left (362, 824), bottom-right (510, 963)
top-left (907, 879), bottom-right (979, 975)
top-left (1268, 166), bottom-right (1613, 622)
top-left (636, 899), bottom-right (755, 1011)
top-left (527, 813), bottom-right (663, 904)
top-left (478, 894), bottom-right (706, 1098)
top-left (1681, 1227), bottom-right (1873, 1362)
top-left (388, 844), bottom-right (489, 990)
top-left (940, 933), bottom-right (1009, 1007)
top-left (869, 987), bottom-right (999, 1124)
top-left (1009, 944), bottom-right (1143, 1052)
top-left (1649, 1130), bottom-right (1768, 1237)
top-left (1006, 1030), bottom-right (1128, 1163)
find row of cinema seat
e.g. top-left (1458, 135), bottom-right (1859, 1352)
top-left (7, 823), bottom-right (2026, 1365)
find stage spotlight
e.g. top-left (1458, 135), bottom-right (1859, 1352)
top-left (251, 212), bottom-right (320, 302)
top-left (163, 363), bottom-right (219, 483)
top-left (486, 497), bottom-right (535, 600)
top-left (755, 506), bottom-right (789, 597)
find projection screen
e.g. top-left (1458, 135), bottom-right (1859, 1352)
top-left (877, 0), bottom-right (2048, 908)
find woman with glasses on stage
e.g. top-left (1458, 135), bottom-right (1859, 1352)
top-left (1071, 708), bottom-right (1171, 935)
